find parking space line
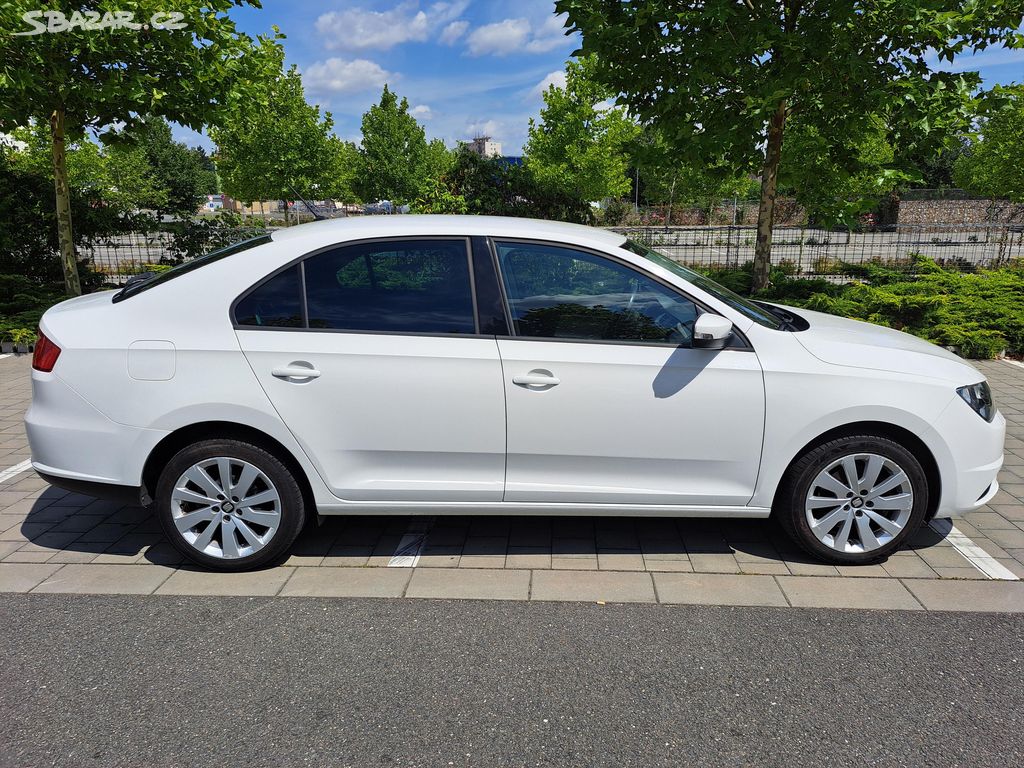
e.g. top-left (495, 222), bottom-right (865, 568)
top-left (1002, 359), bottom-right (1024, 371)
top-left (387, 517), bottom-right (434, 567)
top-left (929, 519), bottom-right (1020, 581)
top-left (0, 459), bottom-right (32, 485)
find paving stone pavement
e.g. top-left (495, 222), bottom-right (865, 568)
top-left (1, 353), bottom-right (1023, 611)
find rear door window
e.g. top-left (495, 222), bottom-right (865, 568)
top-left (303, 239), bottom-right (477, 334)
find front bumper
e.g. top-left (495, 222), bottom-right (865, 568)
top-left (929, 397), bottom-right (1006, 518)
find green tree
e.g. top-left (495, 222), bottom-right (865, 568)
top-left (447, 148), bottom-right (594, 223)
top-left (8, 122), bottom-right (165, 214)
top-left (119, 118), bottom-right (217, 217)
top-left (211, 63), bottom-right (353, 221)
top-left (631, 128), bottom-right (759, 223)
top-left (954, 87), bottom-right (1024, 202)
top-left (356, 85), bottom-right (429, 204)
top-left (526, 56), bottom-right (640, 203)
top-left (421, 138), bottom-right (455, 188)
top-left (779, 116), bottom-right (908, 226)
top-left (557, 0), bottom-right (1023, 289)
top-left (0, 0), bottom-right (280, 295)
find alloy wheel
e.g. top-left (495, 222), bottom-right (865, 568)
top-left (804, 452), bottom-right (914, 554)
top-left (170, 457), bottom-right (282, 559)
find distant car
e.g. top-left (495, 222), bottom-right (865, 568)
top-left (26, 216), bottom-right (1004, 570)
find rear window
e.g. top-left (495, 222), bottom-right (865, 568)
top-left (111, 234), bottom-right (272, 303)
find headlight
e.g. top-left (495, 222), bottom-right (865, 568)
top-left (957, 381), bottom-right (995, 422)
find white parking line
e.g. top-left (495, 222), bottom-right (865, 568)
top-left (929, 518), bottom-right (1020, 581)
top-left (387, 517), bottom-right (434, 567)
top-left (0, 459), bottom-right (33, 485)
top-left (0, 353), bottom-right (12, 361)
top-left (1002, 359), bottom-right (1024, 371)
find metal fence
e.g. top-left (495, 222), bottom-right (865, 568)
top-left (83, 224), bottom-right (271, 283)
top-left (611, 223), bottom-right (1024, 276)
top-left (79, 221), bottom-right (1024, 283)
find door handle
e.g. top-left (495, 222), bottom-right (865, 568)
top-left (272, 364), bottom-right (321, 380)
top-left (512, 371), bottom-right (560, 388)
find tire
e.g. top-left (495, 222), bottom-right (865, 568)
top-left (775, 435), bottom-right (929, 565)
top-left (155, 439), bottom-right (306, 571)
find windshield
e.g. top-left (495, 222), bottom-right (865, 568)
top-left (112, 234), bottom-right (272, 303)
top-left (622, 240), bottom-right (783, 330)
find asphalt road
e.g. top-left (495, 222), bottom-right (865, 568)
top-left (1, 595), bottom-right (1022, 768)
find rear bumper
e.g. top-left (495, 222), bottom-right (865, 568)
top-left (25, 369), bottom-right (168, 488)
top-left (35, 469), bottom-right (147, 506)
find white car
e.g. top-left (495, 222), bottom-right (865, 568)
top-left (26, 216), bottom-right (1005, 570)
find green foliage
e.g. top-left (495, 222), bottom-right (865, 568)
top-left (526, 56), bottom-right (640, 202)
top-left (707, 257), bottom-right (1024, 358)
top-left (954, 86), bottom-right (1024, 202)
top-left (117, 118), bottom-right (218, 216)
top-left (779, 116), bottom-right (909, 227)
top-left (211, 63), bottom-right (355, 205)
top-left (356, 85), bottom-right (429, 204)
top-left (632, 127), bottom-right (758, 209)
top-left (446, 149), bottom-right (594, 224)
top-left (411, 178), bottom-right (468, 214)
top-left (557, 1), bottom-right (1016, 181)
top-left (0, 1), bottom-right (281, 136)
top-left (0, 146), bottom-right (121, 287)
top-left (557, 0), bottom-right (1022, 281)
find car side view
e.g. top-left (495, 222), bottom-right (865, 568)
top-left (25, 216), bottom-right (1005, 571)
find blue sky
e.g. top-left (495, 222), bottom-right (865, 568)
top-left (173, 1), bottom-right (1024, 154)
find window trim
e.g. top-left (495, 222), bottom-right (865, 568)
top-left (489, 237), bottom-right (752, 351)
top-left (230, 235), bottom-right (484, 338)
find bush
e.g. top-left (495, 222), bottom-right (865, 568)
top-left (704, 257), bottom-right (1024, 358)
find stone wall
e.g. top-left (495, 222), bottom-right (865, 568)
top-left (897, 199), bottom-right (1024, 226)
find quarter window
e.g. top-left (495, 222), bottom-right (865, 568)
top-left (303, 240), bottom-right (476, 334)
top-left (495, 242), bottom-right (699, 345)
top-left (233, 265), bottom-right (304, 328)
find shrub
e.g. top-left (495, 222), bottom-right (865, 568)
top-left (702, 257), bottom-right (1024, 358)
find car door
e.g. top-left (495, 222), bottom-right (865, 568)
top-left (494, 239), bottom-right (765, 507)
top-left (234, 237), bottom-right (506, 502)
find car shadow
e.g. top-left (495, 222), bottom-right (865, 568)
top-left (19, 485), bottom-right (945, 571)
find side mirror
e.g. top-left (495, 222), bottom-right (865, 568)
top-left (692, 313), bottom-right (733, 350)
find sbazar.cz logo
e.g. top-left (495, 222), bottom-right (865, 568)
top-left (12, 9), bottom-right (188, 35)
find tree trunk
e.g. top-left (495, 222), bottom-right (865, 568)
top-left (50, 108), bottom-right (82, 297)
top-left (752, 99), bottom-right (787, 292)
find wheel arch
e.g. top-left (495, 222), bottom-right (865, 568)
top-left (141, 421), bottom-right (318, 518)
top-left (773, 420), bottom-right (941, 521)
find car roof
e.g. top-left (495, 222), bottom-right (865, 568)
top-left (269, 215), bottom-right (627, 251)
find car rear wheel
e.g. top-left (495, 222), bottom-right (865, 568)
top-left (155, 439), bottom-right (306, 571)
top-left (776, 435), bottom-right (929, 564)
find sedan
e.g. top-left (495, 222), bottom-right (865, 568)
top-left (26, 216), bottom-right (1005, 570)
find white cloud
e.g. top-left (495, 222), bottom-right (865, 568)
top-left (529, 69), bottom-right (566, 98)
top-left (466, 18), bottom-right (530, 56)
top-left (439, 20), bottom-right (469, 45)
top-left (465, 13), bottom-right (572, 57)
top-left (304, 58), bottom-right (394, 95)
top-left (316, 1), bottom-right (468, 51)
top-left (525, 14), bottom-right (569, 54)
top-left (410, 104), bottom-right (434, 120)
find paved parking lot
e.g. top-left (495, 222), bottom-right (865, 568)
top-left (1, 353), bottom-right (1023, 611)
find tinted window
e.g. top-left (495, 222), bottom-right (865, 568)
top-left (304, 240), bottom-right (476, 334)
top-left (496, 242), bottom-right (698, 345)
top-left (234, 265), bottom-right (304, 327)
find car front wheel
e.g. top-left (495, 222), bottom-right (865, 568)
top-left (155, 439), bottom-right (306, 571)
top-left (776, 435), bottom-right (929, 564)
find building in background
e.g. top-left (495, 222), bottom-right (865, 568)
top-left (463, 135), bottom-right (502, 158)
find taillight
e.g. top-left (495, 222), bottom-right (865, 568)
top-left (32, 330), bottom-right (61, 372)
